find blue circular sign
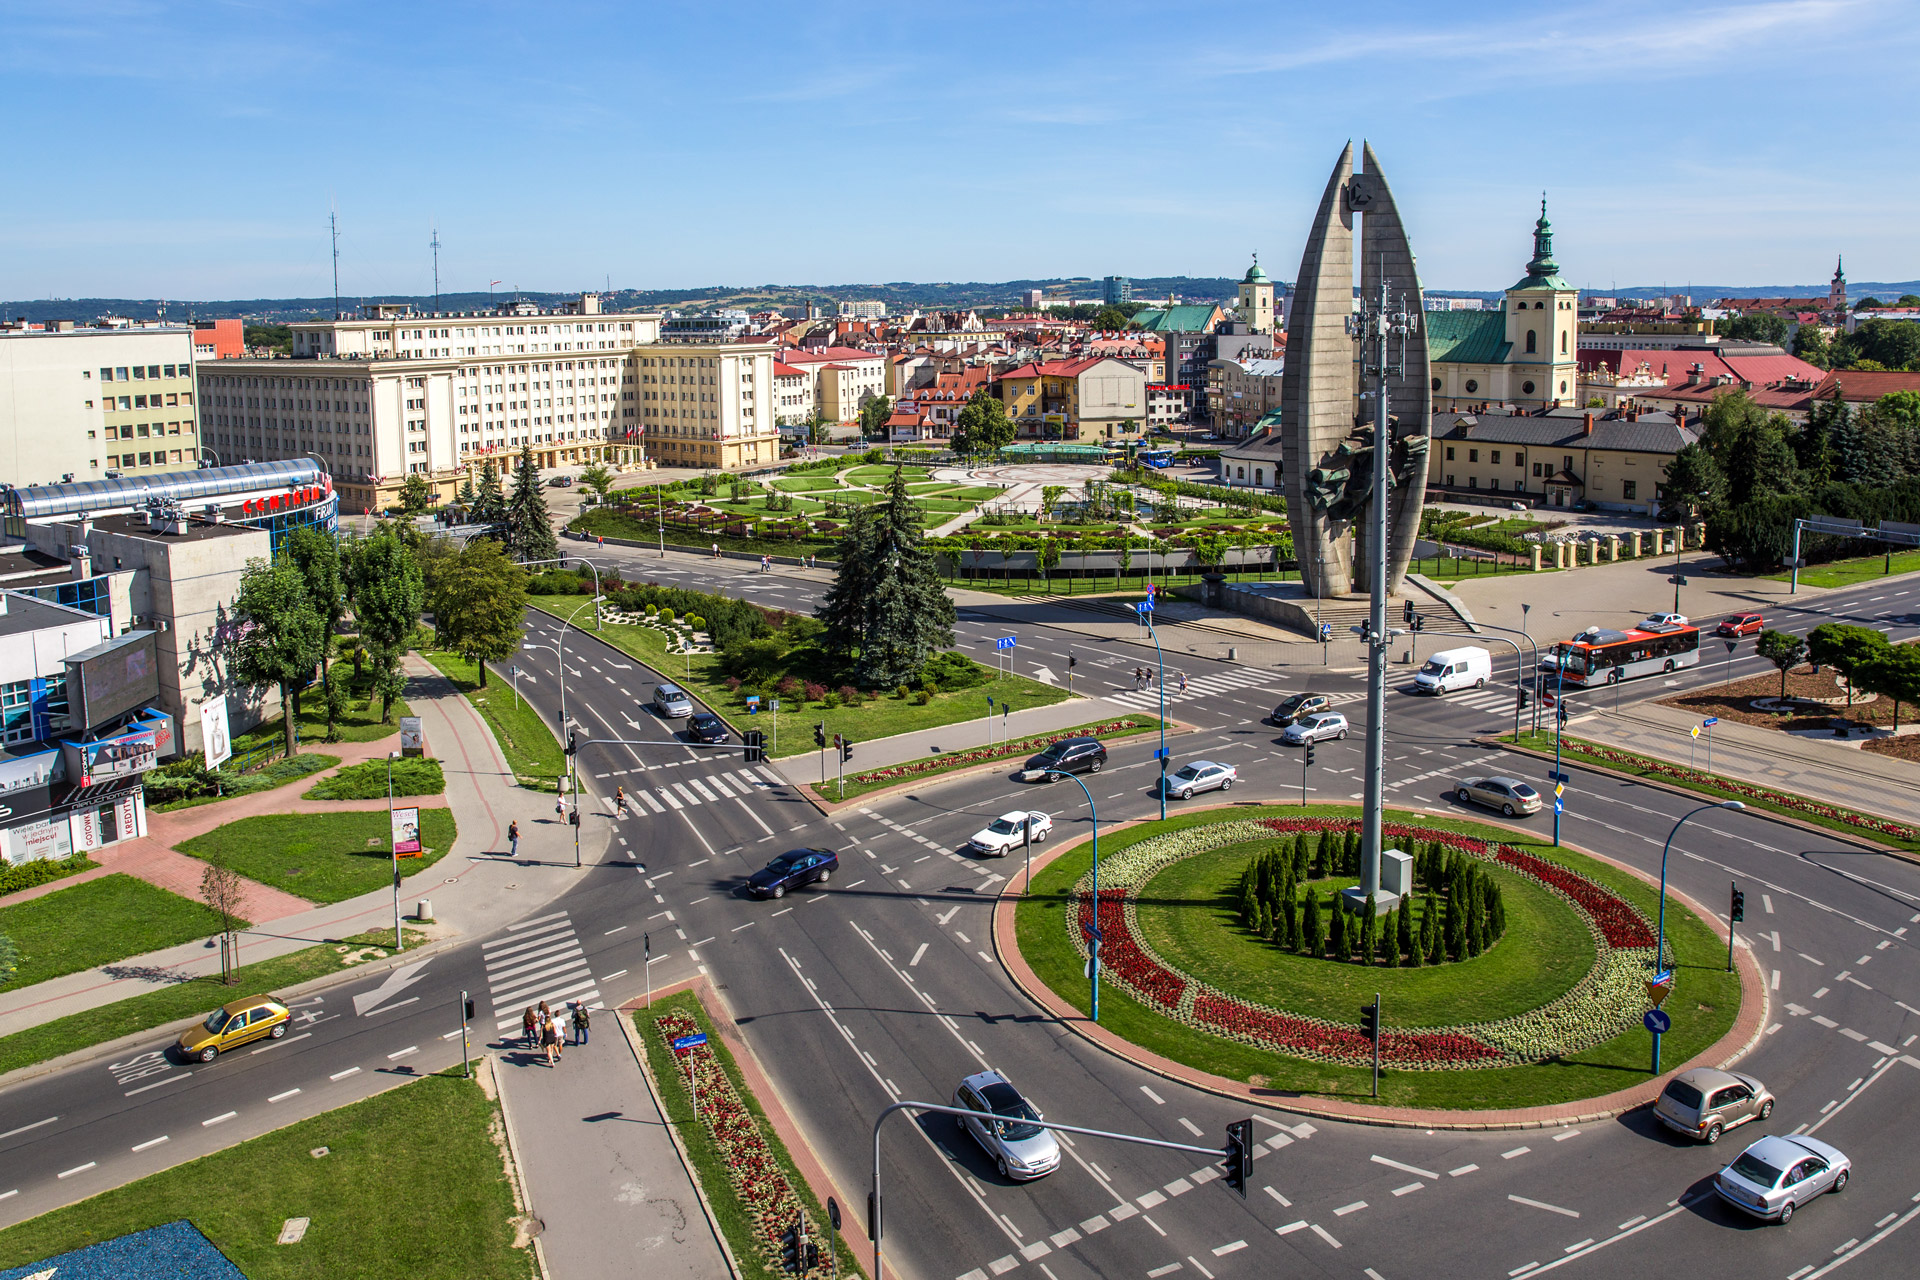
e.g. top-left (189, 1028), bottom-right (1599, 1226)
top-left (1643, 1009), bottom-right (1672, 1035)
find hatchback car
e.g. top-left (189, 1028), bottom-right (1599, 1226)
top-left (651, 683), bottom-right (694, 718)
top-left (1164, 760), bottom-right (1236, 800)
top-left (1269, 693), bottom-right (1332, 726)
top-left (1281, 711), bottom-right (1349, 745)
top-left (1716, 613), bottom-right (1764, 638)
top-left (1019, 737), bottom-right (1107, 782)
top-left (1654, 1067), bottom-right (1774, 1143)
top-left (968, 811), bottom-right (1052, 856)
top-left (1714, 1134), bottom-right (1849, 1223)
top-left (954, 1070), bottom-right (1060, 1181)
top-left (685, 712), bottom-right (729, 744)
top-left (745, 848), bottom-right (838, 899)
top-left (547, 475), bottom-right (575, 487)
top-left (1454, 775), bottom-right (1543, 817)
top-left (176, 995), bottom-right (291, 1063)
top-left (1640, 613), bottom-right (1689, 629)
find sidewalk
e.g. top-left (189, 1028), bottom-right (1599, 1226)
top-left (494, 1007), bottom-right (729, 1280)
top-left (778, 694), bottom-right (1118, 776)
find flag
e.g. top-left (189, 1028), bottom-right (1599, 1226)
top-left (490, 279), bottom-right (502, 287)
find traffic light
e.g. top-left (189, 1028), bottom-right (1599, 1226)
top-left (1068, 654), bottom-right (1077, 671)
top-left (1359, 999), bottom-right (1379, 1041)
top-left (813, 723), bottom-right (827, 749)
top-left (463, 997), bottom-right (476, 1021)
top-left (1304, 742), bottom-right (1316, 768)
top-left (567, 729), bottom-right (579, 755)
top-left (1730, 887), bottom-right (1746, 923)
top-left (568, 808), bottom-right (580, 827)
top-left (1223, 1118), bottom-right (1253, 1197)
top-left (744, 730), bottom-right (764, 764)
top-left (1403, 598), bottom-right (1415, 626)
top-left (841, 737), bottom-right (855, 763)
top-left (1413, 613), bottom-right (1425, 632)
top-left (1519, 687), bottom-right (1531, 709)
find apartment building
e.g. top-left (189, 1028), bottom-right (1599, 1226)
top-left (1000, 357), bottom-right (1148, 441)
top-left (0, 322), bottom-right (200, 489)
top-left (635, 344), bottom-right (780, 469)
top-left (1207, 355), bottom-right (1285, 439)
top-left (779, 347), bottom-right (887, 424)
top-left (772, 361), bottom-right (817, 429)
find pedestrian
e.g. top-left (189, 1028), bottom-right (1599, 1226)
top-left (507, 820), bottom-right (519, 858)
top-left (550, 1013), bottom-right (566, 1060)
top-left (615, 785), bottom-right (626, 816)
top-left (711, 542), bottom-right (720, 559)
top-left (572, 1002), bottom-right (590, 1045)
top-left (542, 1017), bottom-right (559, 1066)
top-left (1178, 671), bottom-right (1188, 694)
top-left (598, 535), bottom-right (604, 547)
top-left (522, 1006), bottom-right (537, 1049)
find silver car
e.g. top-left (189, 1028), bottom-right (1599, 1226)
top-left (954, 1070), bottom-right (1060, 1182)
top-left (1281, 711), bottom-right (1349, 745)
top-left (1654, 1067), bottom-right (1774, 1144)
top-left (651, 684), bottom-right (693, 718)
top-left (1714, 1134), bottom-right (1849, 1223)
top-left (1454, 776), bottom-right (1543, 818)
top-left (1163, 760), bottom-right (1236, 800)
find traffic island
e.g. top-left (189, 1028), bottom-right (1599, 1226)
top-left (998, 803), bottom-right (1763, 1128)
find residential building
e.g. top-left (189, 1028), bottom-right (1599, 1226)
top-left (885, 367), bottom-right (992, 442)
top-left (999, 357), bottom-right (1147, 441)
top-left (772, 361), bottom-right (816, 432)
top-left (192, 318), bottom-right (245, 360)
top-left (1592, 346), bottom-right (1823, 417)
top-left (838, 300), bottom-right (888, 319)
top-left (1845, 306), bottom-right (1920, 334)
top-left (1426, 405), bottom-right (1697, 514)
top-left (1103, 276), bottom-right (1131, 306)
top-left (635, 344), bottom-right (780, 470)
top-left (1146, 383), bottom-right (1190, 428)
top-left (1427, 203), bottom-right (1578, 412)
top-left (1133, 304), bottom-right (1261, 426)
top-left (0, 320), bottom-right (201, 488)
top-left (779, 347), bottom-right (887, 424)
top-left (1207, 355), bottom-right (1285, 439)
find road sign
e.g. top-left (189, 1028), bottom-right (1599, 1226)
top-left (1553, 782), bottom-right (1565, 798)
top-left (1646, 973), bottom-right (1674, 1007)
top-left (1542, 691), bottom-right (1557, 708)
top-left (1703, 716), bottom-right (1719, 728)
top-left (1320, 623), bottom-right (1333, 642)
top-left (1643, 1009), bottom-right (1672, 1035)
top-left (1548, 770), bottom-right (1569, 783)
top-left (1553, 799), bottom-right (1564, 814)
top-left (1690, 724), bottom-right (1701, 739)
top-left (1145, 583), bottom-right (1156, 597)
top-left (1152, 747), bottom-right (1170, 760)
top-left (770, 698), bottom-right (781, 712)
top-left (1723, 640), bottom-right (1738, 653)
top-left (996, 636), bottom-right (1017, 651)
top-left (746, 695), bottom-right (761, 714)
top-left (670, 1033), bottom-right (709, 1051)
top-left (1136, 600), bottom-right (1154, 615)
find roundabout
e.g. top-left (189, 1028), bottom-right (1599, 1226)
top-left (1009, 805), bottom-right (1754, 1116)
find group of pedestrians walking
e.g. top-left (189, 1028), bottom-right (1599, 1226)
top-left (522, 999), bottom-right (591, 1066)
top-left (1129, 667), bottom-right (1188, 693)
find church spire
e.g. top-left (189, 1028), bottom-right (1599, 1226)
top-left (1526, 194), bottom-right (1558, 278)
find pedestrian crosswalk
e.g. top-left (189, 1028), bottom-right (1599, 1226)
top-left (859, 809), bottom-right (1006, 887)
top-left (605, 766), bottom-right (787, 815)
top-left (1401, 684), bottom-right (1524, 717)
top-left (1101, 666), bottom-right (1327, 712)
top-left (483, 911), bottom-right (601, 1032)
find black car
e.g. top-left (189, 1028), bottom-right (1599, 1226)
top-left (1020, 737), bottom-right (1107, 782)
top-left (686, 712), bottom-right (729, 744)
top-left (746, 848), bottom-right (838, 899)
top-left (1269, 693), bottom-right (1332, 726)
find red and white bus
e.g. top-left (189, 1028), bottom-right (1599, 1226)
top-left (1540, 621), bottom-right (1701, 687)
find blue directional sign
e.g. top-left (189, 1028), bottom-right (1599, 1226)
top-left (670, 1033), bottom-right (709, 1051)
top-left (1152, 748), bottom-right (1171, 760)
top-left (1082, 923), bottom-right (1102, 943)
top-left (1136, 600), bottom-right (1154, 615)
top-left (996, 636), bottom-right (1017, 651)
top-left (1643, 1009), bottom-right (1672, 1035)
top-left (1553, 799), bottom-right (1564, 814)
top-left (1703, 716), bottom-right (1719, 728)
top-left (1548, 770), bottom-right (1570, 784)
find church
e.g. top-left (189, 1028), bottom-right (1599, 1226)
top-left (1426, 202), bottom-right (1579, 412)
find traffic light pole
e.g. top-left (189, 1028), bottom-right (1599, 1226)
top-left (1728, 880), bottom-right (1740, 974)
top-left (1371, 993), bottom-right (1381, 1097)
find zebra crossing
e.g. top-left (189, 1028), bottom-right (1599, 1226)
top-left (611, 766), bottom-right (787, 814)
top-left (482, 911), bottom-right (601, 1032)
top-left (1401, 684), bottom-right (1524, 717)
top-left (859, 809), bottom-right (1006, 887)
top-left (1099, 665), bottom-right (1300, 711)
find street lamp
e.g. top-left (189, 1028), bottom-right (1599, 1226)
top-left (1651, 799), bottom-right (1745, 1073)
top-left (199, 445), bottom-right (223, 469)
top-left (1041, 767), bottom-right (1101, 1021)
top-left (1134, 607), bottom-right (1168, 821)
top-left (386, 750), bottom-right (403, 951)
top-left (523, 595), bottom-right (599, 869)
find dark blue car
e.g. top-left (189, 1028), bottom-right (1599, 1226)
top-left (746, 848), bottom-right (838, 899)
top-left (686, 712), bottom-right (729, 744)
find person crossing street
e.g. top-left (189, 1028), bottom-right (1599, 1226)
top-left (507, 820), bottom-right (519, 858)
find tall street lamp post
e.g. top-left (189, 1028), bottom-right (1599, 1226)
top-left (1651, 799), bottom-right (1746, 1073)
top-left (1134, 605), bottom-right (1168, 821)
top-left (386, 749), bottom-right (402, 951)
top-left (1042, 767), bottom-right (1101, 1023)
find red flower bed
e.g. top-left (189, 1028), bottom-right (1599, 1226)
top-left (847, 719), bottom-right (1147, 786)
top-left (1076, 888), bottom-right (1185, 1009)
top-left (1493, 847), bottom-right (1655, 949)
top-left (1191, 994), bottom-right (1506, 1067)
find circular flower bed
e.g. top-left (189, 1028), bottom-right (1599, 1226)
top-left (1069, 817), bottom-right (1667, 1071)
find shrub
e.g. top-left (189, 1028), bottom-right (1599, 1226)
top-left (659, 607), bottom-right (676, 624)
top-left (724, 675), bottom-right (742, 693)
top-left (896, 684), bottom-right (910, 700)
top-left (646, 603), bottom-right (659, 617)
top-left (804, 681), bottom-right (827, 703)
top-left (838, 685), bottom-right (860, 705)
top-left (688, 614), bottom-right (705, 631)
top-left (923, 680), bottom-right (941, 698)
top-left (822, 692), bottom-right (842, 709)
top-left (776, 675), bottom-right (800, 698)
top-left (914, 690), bottom-right (931, 705)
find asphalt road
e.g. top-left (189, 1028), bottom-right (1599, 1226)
top-left (2, 557), bottom-right (1918, 1280)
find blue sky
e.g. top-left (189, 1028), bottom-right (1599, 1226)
top-left (2, 0), bottom-right (1913, 300)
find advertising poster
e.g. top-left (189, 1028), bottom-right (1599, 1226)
top-left (391, 806), bottom-right (422, 856)
top-left (76, 729), bottom-right (158, 786)
top-left (0, 751), bottom-right (59, 798)
top-left (399, 716), bottom-right (425, 757)
top-left (201, 696), bottom-right (232, 769)
top-left (4, 816), bottom-right (73, 865)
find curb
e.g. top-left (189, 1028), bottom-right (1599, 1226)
top-left (989, 801), bottom-right (1766, 1131)
top-left (488, 1051), bottom-right (554, 1280)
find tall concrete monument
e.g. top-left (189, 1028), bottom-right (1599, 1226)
top-left (1278, 142), bottom-right (1430, 600)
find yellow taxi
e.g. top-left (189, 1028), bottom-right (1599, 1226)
top-left (176, 994), bottom-right (291, 1062)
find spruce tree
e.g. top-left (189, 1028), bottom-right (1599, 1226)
top-left (827, 468), bottom-right (956, 688)
top-left (457, 474), bottom-right (477, 507)
top-left (1313, 832), bottom-right (1331, 878)
top-left (473, 458), bottom-right (507, 525)
top-left (1383, 906), bottom-right (1401, 967)
top-left (1396, 896), bottom-right (1415, 961)
top-left (1344, 829), bottom-right (1360, 875)
top-left (1303, 891), bottom-right (1325, 957)
top-left (1361, 897), bottom-right (1378, 966)
top-left (1292, 833), bottom-right (1309, 882)
top-left (1328, 900), bottom-right (1347, 959)
top-left (506, 445), bottom-right (559, 565)
top-left (1425, 892), bottom-right (1445, 965)
top-left (1403, 904), bottom-right (1423, 968)
top-left (817, 506), bottom-right (877, 669)
top-left (1445, 892), bottom-right (1466, 962)
top-left (1282, 892), bottom-right (1300, 952)
top-left (1490, 882), bottom-right (1507, 940)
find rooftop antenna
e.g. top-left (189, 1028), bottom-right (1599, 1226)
top-left (430, 221), bottom-right (441, 314)
top-left (330, 203), bottom-right (342, 321)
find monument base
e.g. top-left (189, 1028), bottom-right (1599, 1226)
top-left (1339, 887), bottom-right (1400, 915)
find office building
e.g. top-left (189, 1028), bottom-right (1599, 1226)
top-left (0, 320), bottom-right (201, 489)
top-left (1103, 276), bottom-right (1132, 307)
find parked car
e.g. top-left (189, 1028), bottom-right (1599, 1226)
top-left (1640, 613), bottom-right (1689, 629)
top-left (547, 475), bottom-right (575, 487)
top-left (968, 811), bottom-right (1052, 856)
top-left (953, 1070), bottom-right (1060, 1181)
top-left (1453, 775), bottom-right (1542, 817)
top-left (1269, 693), bottom-right (1332, 726)
top-left (745, 848), bottom-right (838, 899)
top-left (176, 995), bottom-right (290, 1063)
top-left (1414, 646), bottom-right (1492, 694)
top-left (1716, 613), bottom-right (1764, 638)
top-left (1714, 1134), bottom-right (1849, 1223)
top-left (1019, 737), bottom-right (1106, 782)
top-left (1655, 1067), bottom-right (1775, 1144)
top-left (685, 712), bottom-right (729, 744)
top-left (1163, 760), bottom-right (1236, 800)
top-left (651, 684), bottom-right (694, 718)
top-left (1281, 711), bottom-right (1349, 745)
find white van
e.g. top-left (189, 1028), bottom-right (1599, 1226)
top-left (1414, 646), bottom-right (1492, 695)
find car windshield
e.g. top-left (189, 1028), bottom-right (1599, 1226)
top-left (980, 1082), bottom-right (1043, 1141)
top-left (1033, 748), bottom-right (1064, 765)
top-left (1662, 1078), bottom-right (1704, 1109)
top-left (766, 853), bottom-right (809, 872)
top-left (1419, 658), bottom-right (1446, 675)
top-left (1172, 765), bottom-right (1201, 780)
top-left (204, 1008), bottom-right (233, 1033)
top-left (1278, 696), bottom-right (1305, 712)
top-left (986, 818), bottom-right (1020, 835)
top-left (1729, 1150), bottom-right (1784, 1186)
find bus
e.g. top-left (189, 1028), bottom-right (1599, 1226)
top-left (1541, 621), bottom-right (1701, 687)
top-left (1139, 448), bottom-right (1177, 469)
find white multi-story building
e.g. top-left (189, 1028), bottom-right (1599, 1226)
top-left (838, 300), bottom-right (888, 319)
top-left (772, 361), bottom-right (817, 429)
top-left (779, 346), bottom-right (887, 424)
top-left (0, 321), bottom-right (200, 489)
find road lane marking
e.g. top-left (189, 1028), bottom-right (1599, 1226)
top-left (1177, 1117), bottom-right (1203, 1136)
top-left (269, 1089), bottom-right (302, 1103)
top-left (1509, 1194), bottom-right (1579, 1217)
top-left (911, 943), bottom-right (929, 967)
top-left (1392, 1182), bottom-right (1424, 1196)
top-left (1502, 1146), bottom-right (1531, 1159)
top-left (131, 1136), bottom-right (169, 1152)
top-left (1450, 1164), bottom-right (1479, 1176)
top-left (1309, 1224), bottom-right (1342, 1248)
top-left (388, 1046), bottom-right (418, 1060)
top-left (330, 1067), bottom-right (361, 1080)
top-left (0, 1117), bottom-right (58, 1141)
top-left (125, 1074), bottom-right (191, 1097)
top-left (1370, 1154), bottom-right (1437, 1178)
top-left (57, 1163), bottom-right (96, 1179)
top-left (1333, 1201), bottom-right (1367, 1216)
top-left (203, 1112), bottom-right (237, 1127)
top-left (1141, 1085), bottom-right (1166, 1105)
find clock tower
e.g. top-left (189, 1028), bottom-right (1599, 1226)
top-left (1503, 198), bottom-right (1579, 408)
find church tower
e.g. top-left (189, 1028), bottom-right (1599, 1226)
top-left (1503, 198), bottom-right (1579, 408)
top-left (1238, 254), bottom-right (1275, 333)
top-left (1830, 256), bottom-right (1847, 314)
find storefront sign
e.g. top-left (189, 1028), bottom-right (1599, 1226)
top-left (70, 729), bottom-right (158, 787)
top-left (5, 815), bottom-right (74, 865)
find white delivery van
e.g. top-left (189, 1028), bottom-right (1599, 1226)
top-left (1414, 646), bottom-right (1492, 695)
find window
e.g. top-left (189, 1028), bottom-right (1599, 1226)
top-left (1445, 446), bottom-right (1455, 461)
top-left (1464, 379), bottom-right (1478, 393)
top-left (1490, 450), bottom-right (1501, 464)
top-left (1560, 332), bottom-right (1568, 354)
top-left (1564, 456), bottom-right (1573, 471)
top-left (1522, 381), bottom-right (1536, 395)
top-left (1526, 330), bottom-right (1537, 354)
top-left (1533, 462), bottom-right (1544, 477)
top-left (1622, 480), bottom-right (1638, 501)
top-left (1431, 377), bottom-right (1441, 392)
top-left (1514, 480), bottom-right (1526, 493)
top-left (1468, 449), bottom-right (1478, 463)
top-left (1468, 476), bottom-right (1478, 489)
top-left (115, 367), bottom-right (129, 381)
top-left (1515, 451), bottom-right (1525, 468)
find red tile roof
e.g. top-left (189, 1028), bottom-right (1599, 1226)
top-left (1809, 369), bottom-right (1920, 402)
top-left (772, 362), bottom-right (805, 378)
top-left (780, 346), bottom-right (884, 365)
top-left (1001, 357), bottom-right (1110, 379)
top-left (1579, 348), bottom-right (1822, 385)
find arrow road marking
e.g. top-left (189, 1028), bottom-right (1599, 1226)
top-left (353, 960), bottom-right (432, 1016)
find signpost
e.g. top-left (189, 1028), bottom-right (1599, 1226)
top-left (1643, 1009), bottom-right (1671, 1035)
top-left (1702, 716), bottom-right (1719, 775)
top-left (672, 1032), bottom-right (709, 1117)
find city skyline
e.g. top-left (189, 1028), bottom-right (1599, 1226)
top-left (2, 0), bottom-right (1912, 299)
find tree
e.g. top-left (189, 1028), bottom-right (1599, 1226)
top-left (472, 458), bottom-right (508, 525)
top-left (1720, 313), bottom-right (1789, 346)
top-left (228, 557), bottom-right (325, 758)
top-left (1396, 901), bottom-right (1416, 968)
top-left (817, 505), bottom-right (877, 668)
top-left (1302, 891), bottom-right (1324, 957)
top-left (200, 862), bottom-right (248, 984)
top-left (1327, 896), bottom-right (1347, 958)
top-left (953, 387), bottom-right (1015, 457)
top-left (457, 475), bottom-right (477, 507)
top-left (1037, 537), bottom-right (1061, 588)
top-left (1853, 644), bottom-right (1920, 729)
top-left (429, 540), bottom-right (530, 689)
top-left (506, 445), bottom-right (560, 566)
top-left (806, 408), bottom-right (832, 447)
top-left (1792, 324), bottom-right (1832, 370)
top-left (285, 525), bottom-right (346, 696)
top-left (858, 395), bottom-right (895, 441)
top-left (1756, 629), bottom-right (1809, 698)
top-left (1660, 444), bottom-right (1722, 521)
top-left (579, 464), bottom-right (616, 503)
top-left (1092, 306), bottom-right (1133, 331)
top-left (1360, 896), bottom-right (1378, 966)
top-left (861, 469), bottom-right (958, 686)
top-left (1039, 485), bottom-right (1066, 521)
top-left (399, 474), bottom-right (433, 516)
top-left (348, 529), bottom-right (425, 723)
top-left (1807, 622), bottom-right (1889, 707)
top-left (1899, 295), bottom-right (1920, 309)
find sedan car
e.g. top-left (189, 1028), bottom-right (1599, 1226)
top-left (1655, 1067), bottom-right (1774, 1144)
top-left (176, 995), bottom-right (290, 1063)
top-left (1269, 693), bottom-right (1332, 726)
top-left (651, 683), bottom-right (694, 718)
top-left (685, 712), bottom-right (729, 745)
top-left (1716, 613), bottom-right (1764, 638)
top-left (1163, 760), bottom-right (1236, 800)
top-left (745, 848), bottom-right (838, 899)
top-left (547, 475), bottom-right (575, 487)
top-left (1019, 737), bottom-right (1106, 782)
top-left (1640, 613), bottom-right (1689, 629)
top-left (968, 811), bottom-right (1052, 856)
top-left (1453, 775), bottom-right (1543, 817)
top-left (954, 1070), bottom-right (1060, 1181)
top-left (1714, 1134), bottom-right (1849, 1223)
top-left (1281, 711), bottom-right (1349, 745)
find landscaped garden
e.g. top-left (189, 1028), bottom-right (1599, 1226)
top-left (1017, 804), bottom-right (1739, 1108)
top-left (421, 649), bottom-right (568, 791)
top-left (177, 809), bottom-right (458, 904)
top-left (303, 756), bottom-right (445, 800)
top-left (0, 875), bottom-right (224, 990)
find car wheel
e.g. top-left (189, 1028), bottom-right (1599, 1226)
top-left (198, 1045), bottom-right (218, 1063)
top-left (1457, 788), bottom-right (1472, 803)
top-left (1476, 677), bottom-right (1487, 689)
top-left (1704, 1121), bottom-right (1722, 1144)
top-left (1759, 1099), bottom-right (1774, 1120)
top-left (997, 1156), bottom-right (1011, 1179)
top-left (1089, 760), bottom-right (1104, 773)
top-left (1337, 729), bottom-right (1348, 740)
top-left (270, 1022), bottom-right (287, 1039)
top-left (816, 869), bottom-right (830, 884)
top-left (771, 885), bottom-right (785, 900)
top-left (1777, 1199), bottom-right (1794, 1224)
top-left (1035, 828), bottom-right (1047, 842)
top-left (1502, 803), bottom-right (1516, 817)
top-left (1831, 1169), bottom-right (1847, 1194)
top-left (1221, 778), bottom-right (1233, 791)
top-left (1179, 788), bottom-right (1194, 800)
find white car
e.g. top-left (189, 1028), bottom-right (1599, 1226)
top-left (1281, 711), bottom-right (1349, 745)
top-left (1640, 613), bottom-right (1689, 629)
top-left (1162, 760), bottom-right (1236, 800)
top-left (968, 811), bottom-right (1052, 856)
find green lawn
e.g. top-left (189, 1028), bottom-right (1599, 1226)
top-left (1017, 804), bottom-right (1739, 1110)
top-left (149, 753), bottom-right (341, 814)
top-left (572, 507), bottom-right (839, 556)
top-left (236, 662), bottom-right (412, 749)
top-left (1763, 547), bottom-right (1920, 589)
top-left (1136, 840), bottom-right (1594, 1026)
top-left (303, 756), bottom-right (445, 801)
top-left (771, 475), bottom-right (850, 493)
top-left (0, 876), bottom-right (226, 990)
top-left (844, 464), bottom-right (930, 484)
top-left (422, 650), bottom-right (567, 791)
top-left (177, 810), bottom-right (457, 904)
top-left (824, 715), bottom-right (1166, 802)
top-left (0, 1071), bottom-right (533, 1280)
top-left (528, 598), bottom-right (1071, 758)
top-left (0, 928), bottom-right (426, 1079)
top-left (635, 994), bottom-right (863, 1280)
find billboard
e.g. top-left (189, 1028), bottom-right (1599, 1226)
top-left (67, 631), bottom-right (160, 730)
top-left (399, 716), bottom-right (425, 758)
top-left (70, 728), bottom-right (159, 787)
top-left (201, 697), bottom-right (232, 769)
top-left (5, 813), bottom-right (73, 865)
top-left (0, 750), bottom-right (60, 798)
top-left (392, 806), bottom-right (422, 856)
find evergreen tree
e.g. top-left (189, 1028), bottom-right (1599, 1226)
top-left (818, 470), bottom-right (956, 687)
top-left (457, 474), bottom-right (477, 508)
top-left (506, 445), bottom-right (559, 565)
top-left (1238, 872), bottom-right (1257, 930)
top-left (473, 458), bottom-right (507, 524)
top-left (1254, 899), bottom-right (1272, 940)
top-left (1423, 892), bottom-right (1443, 965)
top-left (1399, 903), bottom-right (1419, 968)
top-left (1466, 895), bottom-right (1485, 957)
top-left (1303, 891), bottom-right (1325, 957)
top-left (1490, 882), bottom-right (1507, 940)
top-left (1293, 833), bottom-right (1310, 882)
top-left (1328, 900), bottom-right (1347, 959)
top-left (1383, 905), bottom-right (1400, 967)
top-left (1445, 890), bottom-right (1467, 962)
top-left (1361, 897), bottom-right (1378, 966)
top-left (1282, 891), bottom-right (1300, 952)
top-left (1344, 829), bottom-right (1360, 875)
top-left (1313, 831), bottom-right (1331, 878)
top-left (817, 506), bottom-right (877, 668)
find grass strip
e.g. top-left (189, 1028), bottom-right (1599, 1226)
top-left (635, 992), bottom-right (864, 1280)
top-left (303, 756), bottom-right (446, 801)
top-left (821, 715), bottom-right (1167, 803)
top-left (235, 662), bottom-right (411, 748)
top-left (1762, 547), bottom-right (1920, 589)
top-left (177, 809), bottom-right (457, 904)
top-left (0, 927), bottom-right (428, 1079)
top-left (150, 753), bottom-right (340, 813)
top-left (422, 650), bottom-right (568, 792)
top-left (1016, 803), bottom-right (1738, 1111)
top-left (0, 1068), bottom-right (532, 1279)
top-left (0, 875), bottom-right (229, 990)
top-left (1503, 729), bottom-right (1920, 853)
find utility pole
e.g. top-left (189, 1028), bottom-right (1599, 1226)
top-left (330, 206), bottom-right (342, 321)
top-left (430, 222), bottom-right (441, 314)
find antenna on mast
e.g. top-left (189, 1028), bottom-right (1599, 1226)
top-left (431, 222), bottom-right (441, 314)
top-left (330, 203), bottom-right (342, 321)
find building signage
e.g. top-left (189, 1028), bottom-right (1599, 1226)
top-left (201, 696), bottom-right (232, 769)
top-left (6, 814), bottom-right (73, 865)
top-left (0, 750), bottom-right (59, 798)
top-left (71, 792), bottom-right (142, 852)
top-left (71, 729), bottom-right (158, 786)
top-left (392, 807), bottom-right (422, 856)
